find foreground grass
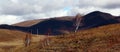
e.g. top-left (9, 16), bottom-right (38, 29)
top-left (0, 23), bottom-right (120, 52)
top-left (15, 23), bottom-right (120, 52)
top-left (0, 29), bottom-right (46, 52)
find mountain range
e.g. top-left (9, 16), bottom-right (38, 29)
top-left (0, 11), bottom-right (120, 35)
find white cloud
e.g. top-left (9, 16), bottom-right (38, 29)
top-left (11, 0), bottom-right (19, 3)
top-left (67, 6), bottom-right (120, 16)
top-left (0, 0), bottom-right (120, 24)
top-left (21, 9), bottom-right (68, 20)
top-left (0, 15), bottom-right (24, 24)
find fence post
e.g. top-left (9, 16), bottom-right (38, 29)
top-left (24, 30), bottom-right (32, 47)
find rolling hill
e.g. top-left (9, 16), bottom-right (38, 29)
top-left (12, 19), bottom-right (44, 27)
top-left (15, 23), bottom-right (120, 52)
top-left (0, 29), bottom-right (26, 42)
top-left (0, 11), bottom-right (119, 52)
top-left (12, 16), bottom-right (74, 27)
top-left (79, 11), bottom-right (119, 29)
top-left (0, 29), bottom-right (47, 52)
top-left (0, 16), bottom-right (75, 35)
top-left (0, 11), bottom-right (119, 35)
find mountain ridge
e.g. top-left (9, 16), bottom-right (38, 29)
top-left (0, 11), bottom-right (119, 35)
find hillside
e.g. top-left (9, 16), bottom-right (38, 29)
top-left (0, 29), bottom-right (26, 42)
top-left (0, 11), bottom-right (120, 35)
top-left (12, 19), bottom-right (44, 27)
top-left (0, 29), bottom-right (47, 52)
top-left (0, 11), bottom-right (119, 35)
top-left (80, 11), bottom-right (119, 29)
top-left (12, 16), bottom-right (74, 27)
top-left (15, 23), bottom-right (120, 52)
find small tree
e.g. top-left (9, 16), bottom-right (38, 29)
top-left (74, 13), bottom-right (82, 33)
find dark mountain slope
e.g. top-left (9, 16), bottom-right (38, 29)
top-left (12, 16), bottom-right (74, 27)
top-left (0, 17), bottom-right (75, 35)
top-left (80, 11), bottom-right (119, 29)
top-left (28, 18), bottom-right (74, 35)
top-left (115, 16), bottom-right (120, 22)
top-left (0, 24), bottom-right (27, 31)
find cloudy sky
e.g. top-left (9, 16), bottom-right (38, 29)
top-left (0, 0), bottom-right (120, 24)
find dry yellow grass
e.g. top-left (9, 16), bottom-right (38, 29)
top-left (0, 23), bottom-right (120, 52)
top-left (0, 29), bottom-right (47, 52)
top-left (0, 29), bottom-right (26, 42)
top-left (14, 23), bottom-right (120, 52)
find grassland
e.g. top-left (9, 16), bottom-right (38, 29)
top-left (0, 29), bottom-right (46, 52)
top-left (0, 23), bottom-right (120, 52)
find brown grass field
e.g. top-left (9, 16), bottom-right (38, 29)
top-left (0, 29), bottom-right (47, 52)
top-left (0, 23), bottom-right (120, 52)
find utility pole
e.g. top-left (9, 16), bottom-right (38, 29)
top-left (37, 29), bottom-right (39, 36)
top-left (46, 29), bottom-right (51, 46)
top-left (42, 29), bottom-right (51, 47)
top-left (45, 29), bottom-right (51, 46)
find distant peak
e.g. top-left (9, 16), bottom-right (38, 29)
top-left (91, 11), bottom-right (101, 13)
top-left (88, 11), bottom-right (104, 15)
top-left (85, 11), bottom-right (112, 17)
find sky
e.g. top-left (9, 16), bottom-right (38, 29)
top-left (0, 0), bottom-right (120, 24)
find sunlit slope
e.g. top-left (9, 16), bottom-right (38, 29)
top-left (12, 19), bottom-right (43, 27)
top-left (0, 29), bottom-right (27, 42)
top-left (16, 23), bottom-right (120, 52)
top-left (0, 29), bottom-right (48, 52)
